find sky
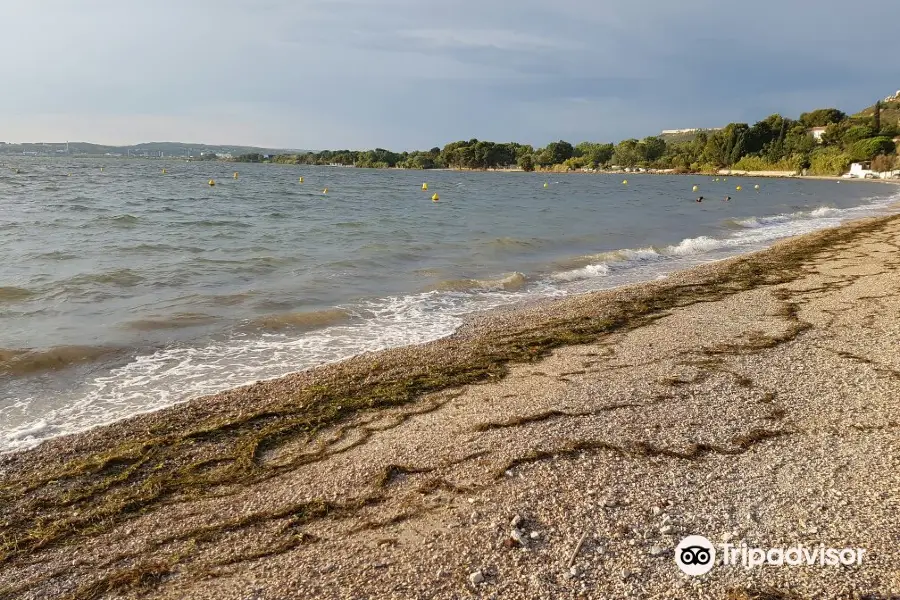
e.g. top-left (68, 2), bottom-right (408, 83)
top-left (1, 0), bottom-right (899, 150)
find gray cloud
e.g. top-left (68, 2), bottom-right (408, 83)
top-left (1, 0), bottom-right (898, 148)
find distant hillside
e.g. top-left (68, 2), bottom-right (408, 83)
top-left (0, 141), bottom-right (307, 158)
top-left (853, 95), bottom-right (900, 127)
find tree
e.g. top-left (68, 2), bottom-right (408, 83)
top-left (849, 137), bottom-right (896, 162)
top-left (809, 147), bottom-right (852, 176)
top-left (518, 154), bottom-right (535, 172)
top-left (799, 108), bottom-right (847, 128)
top-left (575, 142), bottom-right (614, 168)
top-left (543, 140), bottom-right (575, 165)
top-left (613, 139), bottom-right (642, 167)
top-left (873, 101), bottom-right (881, 132)
top-left (641, 136), bottom-right (667, 163)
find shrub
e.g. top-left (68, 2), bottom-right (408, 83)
top-left (849, 137), bottom-right (896, 162)
top-left (808, 147), bottom-right (852, 176)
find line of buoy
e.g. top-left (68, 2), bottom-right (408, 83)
top-left (754, 184), bottom-right (760, 190)
top-left (162, 169), bottom-right (167, 174)
top-left (422, 183), bottom-right (428, 190)
top-left (298, 176), bottom-right (303, 183)
top-left (736, 185), bottom-right (742, 191)
top-left (234, 172), bottom-right (239, 179)
top-left (432, 193), bottom-right (439, 202)
top-left (208, 179), bottom-right (215, 186)
top-left (323, 188), bottom-right (328, 194)
top-left (692, 185), bottom-right (699, 192)
top-left (543, 182), bottom-right (549, 188)
top-left (622, 179), bottom-right (628, 185)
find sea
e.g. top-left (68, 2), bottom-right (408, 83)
top-left (1, 158), bottom-right (897, 453)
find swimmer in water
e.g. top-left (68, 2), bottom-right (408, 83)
top-left (724, 195), bottom-right (731, 201)
top-left (696, 196), bottom-right (704, 202)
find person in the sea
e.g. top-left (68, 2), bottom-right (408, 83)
top-left (724, 195), bottom-right (731, 201)
top-left (696, 196), bottom-right (704, 202)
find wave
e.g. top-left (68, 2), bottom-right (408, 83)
top-left (109, 214), bottom-right (139, 225)
top-left (63, 268), bottom-right (145, 288)
top-left (0, 286), bottom-right (33, 302)
top-left (551, 199), bottom-right (900, 285)
top-left (0, 345), bottom-right (122, 376)
top-left (429, 272), bottom-right (528, 292)
top-left (552, 263), bottom-right (610, 282)
top-left (244, 308), bottom-right (353, 332)
top-left (123, 312), bottom-right (220, 332)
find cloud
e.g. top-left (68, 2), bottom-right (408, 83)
top-left (0, 0), bottom-right (898, 148)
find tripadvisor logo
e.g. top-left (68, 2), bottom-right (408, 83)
top-left (674, 535), bottom-right (866, 575)
top-left (675, 535), bottom-right (716, 575)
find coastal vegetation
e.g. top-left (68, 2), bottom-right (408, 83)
top-left (235, 97), bottom-right (900, 175)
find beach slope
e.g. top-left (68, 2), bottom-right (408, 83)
top-left (1, 215), bottom-right (899, 599)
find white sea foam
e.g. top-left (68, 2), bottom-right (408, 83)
top-left (552, 263), bottom-right (610, 282)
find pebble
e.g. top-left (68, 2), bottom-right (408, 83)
top-left (569, 565), bottom-right (580, 578)
top-left (510, 528), bottom-right (528, 546)
top-left (621, 568), bottom-right (632, 580)
top-left (651, 506), bottom-right (662, 516)
top-left (511, 514), bottom-right (523, 528)
top-left (660, 525), bottom-right (674, 535)
top-left (649, 545), bottom-right (665, 556)
top-left (469, 570), bottom-right (485, 585)
top-left (529, 531), bottom-right (540, 540)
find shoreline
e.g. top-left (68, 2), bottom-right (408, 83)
top-left (2, 212), bottom-right (900, 598)
top-left (2, 186), bottom-right (897, 458)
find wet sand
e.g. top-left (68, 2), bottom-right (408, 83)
top-left (1, 213), bottom-right (899, 599)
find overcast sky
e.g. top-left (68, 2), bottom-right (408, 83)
top-left (1, 0), bottom-right (898, 150)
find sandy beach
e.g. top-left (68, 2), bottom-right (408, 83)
top-left (2, 212), bottom-right (900, 599)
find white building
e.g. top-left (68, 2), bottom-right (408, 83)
top-left (845, 162), bottom-right (900, 179)
top-left (808, 126), bottom-right (828, 142)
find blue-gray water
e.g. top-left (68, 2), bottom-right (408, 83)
top-left (1, 158), bottom-right (897, 452)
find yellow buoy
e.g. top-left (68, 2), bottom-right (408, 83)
top-left (692, 185), bottom-right (699, 192)
top-left (162, 169), bottom-right (167, 174)
top-left (432, 193), bottom-right (439, 202)
top-left (543, 182), bottom-right (549, 188)
top-left (622, 179), bottom-right (628, 185)
top-left (298, 176), bottom-right (303, 183)
top-left (234, 172), bottom-right (239, 179)
top-left (422, 183), bottom-right (428, 190)
top-left (67, 173), bottom-right (71, 177)
top-left (754, 184), bottom-right (760, 190)
top-left (100, 167), bottom-right (104, 172)
top-left (736, 185), bottom-right (742, 191)
top-left (208, 179), bottom-right (215, 186)
top-left (323, 188), bottom-right (328, 194)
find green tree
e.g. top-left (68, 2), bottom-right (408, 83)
top-left (808, 147), bottom-right (852, 176)
top-left (518, 154), bottom-right (535, 172)
top-left (543, 140), bottom-right (575, 165)
top-left (848, 137), bottom-right (896, 162)
top-left (799, 108), bottom-right (847, 128)
top-left (641, 136), bottom-right (667, 163)
top-left (613, 139), bottom-right (642, 167)
top-left (841, 125), bottom-right (876, 146)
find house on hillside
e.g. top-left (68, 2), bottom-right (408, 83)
top-left (808, 126), bottom-right (828, 142)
